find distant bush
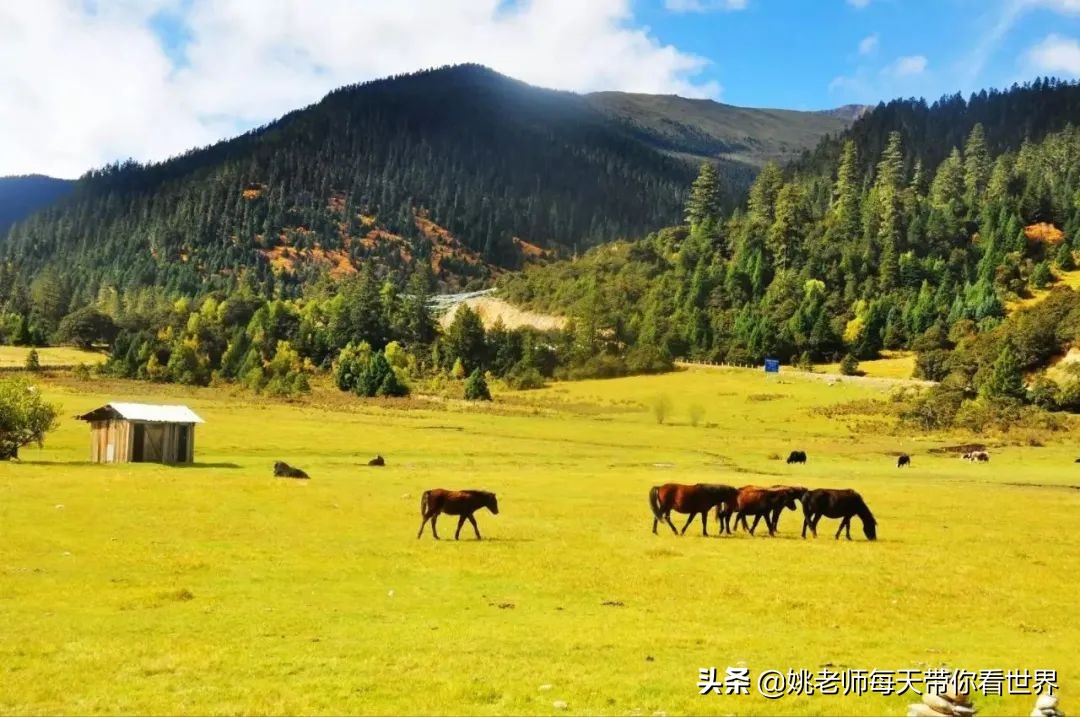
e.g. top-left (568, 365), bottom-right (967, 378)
top-left (24, 350), bottom-right (41, 372)
top-left (839, 354), bottom-right (859, 376)
top-left (688, 403), bottom-right (705, 427)
top-left (651, 394), bottom-right (672, 425)
top-left (72, 363), bottom-right (92, 381)
top-left (505, 366), bottom-right (546, 390)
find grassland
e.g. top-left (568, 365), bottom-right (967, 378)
top-left (816, 350), bottom-right (918, 381)
top-left (0, 345), bottom-right (106, 368)
top-left (1, 368), bottom-right (1078, 716)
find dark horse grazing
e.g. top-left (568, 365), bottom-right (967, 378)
top-left (273, 461), bottom-right (309, 479)
top-left (728, 486), bottom-right (801, 536)
top-left (786, 450), bottom-right (807, 464)
top-left (649, 483), bottom-right (738, 536)
top-left (897, 453), bottom-right (911, 468)
top-left (801, 488), bottom-right (877, 541)
top-left (417, 489), bottom-right (499, 540)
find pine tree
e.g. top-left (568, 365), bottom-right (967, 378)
top-left (830, 141), bottom-right (862, 242)
top-left (685, 162), bottom-right (723, 229)
top-left (982, 341), bottom-right (1026, 401)
top-left (963, 123), bottom-right (991, 213)
top-left (464, 368), bottom-right (492, 401)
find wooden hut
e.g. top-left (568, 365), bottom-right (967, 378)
top-left (76, 402), bottom-right (204, 464)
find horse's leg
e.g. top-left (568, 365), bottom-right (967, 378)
top-left (680, 513), bottom-right (696, 535)
top-left (801, 514), bottom-right (809, 539)
top-left (771, 508), bottom-right (783, 534)
top-left (652, 516), bottom-right (659, 535)
top-left (701, 510), bottom-right (709, 537)
top-left (455, 515), bottom-right (467, 540)
top-left (431, 514), bottom-right (440, 540)
top-left (467, 514), bottom-right (481, 540)
top-left (664, 511), bottom-right (678, 535)
top-left (845, 518), bottom-right (853, 541)
top-left (811, 514), bottom-right (821, 538)
top-left (417, 514), bottom-right (430, 539)
top-left (835, 517), bottom-right (848, 540)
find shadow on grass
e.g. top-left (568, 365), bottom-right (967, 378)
top-left (175, 462), bottom-right (242, 469)
top-left (8, 460), bottom-right (242, 469)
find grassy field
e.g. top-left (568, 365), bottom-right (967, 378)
top-left (1, 368), bottom-right (1078, 716)
top-left (0, 345), bottom-right (107, 368)
top-left (817, 350), bottom-right (917, 381)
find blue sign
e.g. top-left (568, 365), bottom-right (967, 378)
top-left (764, 358), bottom-right (780, 374)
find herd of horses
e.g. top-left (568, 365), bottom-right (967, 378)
top-left (648, 483), bottom-right (877, 540)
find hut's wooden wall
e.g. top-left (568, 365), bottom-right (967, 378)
top-left (89, 419), bottom-right (133, 463)
top-left (88, 421), bottom-right (195, 464)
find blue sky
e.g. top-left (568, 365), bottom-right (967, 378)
top-left (2, 0), bottom-right (1079, 177)
top-left (634, 0), bottom-right (1080, 109)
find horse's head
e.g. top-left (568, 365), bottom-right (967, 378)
top-left (485, 492), bottom-right (500, 515)
top-left (863, 516), bottom-right (878, 540)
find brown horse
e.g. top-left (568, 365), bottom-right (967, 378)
top-left (737, 485), bottom-right (807, 535)
top-left (801, 488), bottom-right (877, 540)
top-left (417, 489), bottom-right (499, 540)
top-left (727, 486), bottom-right (801, 536)
top-left (649, 483), bottom-right (738, 536)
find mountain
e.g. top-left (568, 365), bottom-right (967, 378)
top-left (0, 175), bottom-right (73, 234)
top-left (500, 78), bottom-right (1080, 410)
top-left (585, 92), bottom-right (851, 170)
top-left (0, 64), bottom-right (851, 300)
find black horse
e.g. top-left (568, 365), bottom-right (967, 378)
top-left (786, 450), bottom-right (807, 464)
top-left (801, 488), bottom-right (877, 541)
top-left (897, 453), bottom-right (911, 468)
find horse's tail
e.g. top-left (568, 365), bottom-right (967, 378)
top-left (648, 486), bottom-right (664, 520)
top-left (420, 490), bottom-right (431, 517)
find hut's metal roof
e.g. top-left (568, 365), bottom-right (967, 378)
top-left (77, 402), bottom-right (205, 424)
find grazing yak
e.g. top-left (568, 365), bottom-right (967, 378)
top-left (786, 450), bottom-right (807, 464)
top-left (368, 455), bottom-right (385, 466)
top-left (897, 453), bottom-right (911, 468)
top-left (273, 461), bottom-right (310, 479)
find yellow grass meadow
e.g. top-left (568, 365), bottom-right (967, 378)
top-left (0, 346), bottom-right (107, 369)
top-left (1, 367), bottom-right (1078, 716)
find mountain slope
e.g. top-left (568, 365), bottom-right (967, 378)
top-left (585, 92), bottom-right (852, 169)
top-left (0, 175), bottom-right (73, 234)
top-left (0, 65), bottom-right (850, 299)
top-left (500, 79), bottom-right (1080, 393)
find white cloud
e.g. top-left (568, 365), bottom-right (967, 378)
top-left (0, 0), bottom-right (721, 178)
top-left (1027, 34), bottom-right (1080, 75)
top-left (664, 0), bottom-right (747, 12)
top-left (858, 33), bottom-right (879, 55)
top-left (1027, 0), bottom-right (1080, 13)
top-left (887, 55), bottom-right (928, 77)
top-left (847, 0), bottom-right (872, 8)
top-left (828, 54), bottom-right (930, 102)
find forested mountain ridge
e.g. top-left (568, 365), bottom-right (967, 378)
top-left (0, 64), bottom-right (850, 305)
top-left (586, 91), bottom-right (852, 170)
top-left (501, 78), bottom-right (1080, 415)
top-left (0, 175), bottom-right (73, 234)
